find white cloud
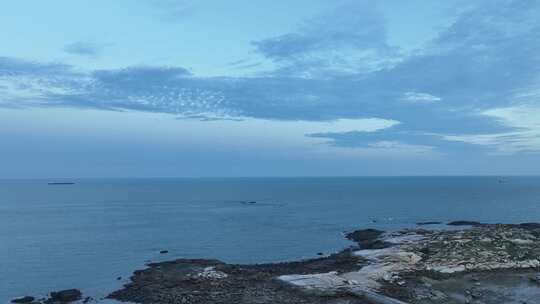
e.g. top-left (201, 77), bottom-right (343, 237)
top-left (368, 141), bottom-right (435, 154)
top-left (443, 104), bottom-right (540, 154)
top-left (401, 92), bottom-right (442, 103)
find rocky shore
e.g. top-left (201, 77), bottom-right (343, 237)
top-left (16, 222), bottom-right (540, 304)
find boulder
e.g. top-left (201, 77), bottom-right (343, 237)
top-left (346, 229), bottom-right (390, 249)
top-left (49, 289), bottom-right (82, 302)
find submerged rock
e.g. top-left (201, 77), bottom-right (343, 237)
top-left (416, 221), bottom-right (442, 226)
top-left (11, 296), bottom-right (35, 303)
top-left (447, 220), bottom-right (484, 226)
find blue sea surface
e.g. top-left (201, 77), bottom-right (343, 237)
top-left (1, 176), bottom-right (540, 302)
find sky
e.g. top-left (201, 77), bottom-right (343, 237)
top-left (1, 0), bottom-right (539, 178)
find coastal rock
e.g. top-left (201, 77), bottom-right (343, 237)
top-left (416, 221), bottom-right (442, 226)
top-left (49, 289), bottom-right (82, 303)
top-left (345, 229), bottom-right (389, 249)
top-left (11, 296), bottom-right (35, 303)
top-left (278, 271), bottom-right (350, 291)
top-left (519, 222), bottom-right (540, 230)
top-left (447, 220), bottom-right (484, 226)
top-left (108, 253), bottom-right (365, 304)
top-left (279, 223), bottom-right (540, 302)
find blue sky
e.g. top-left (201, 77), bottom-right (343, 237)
top-left (1, 0), bottom-right (539, 177)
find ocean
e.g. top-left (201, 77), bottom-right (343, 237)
top-left (1, 176), bottom-right (540, 302)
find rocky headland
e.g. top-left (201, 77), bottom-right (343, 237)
top-left (15, 222), bottom-right (540, 304)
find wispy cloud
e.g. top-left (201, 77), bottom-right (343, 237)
top-left (401, 92), bottom-right (442, 103)
top-left (444, 104), bottom-right (540, 154)
top-left (147, 0), bottom-right (196, 21)
top-left (63, 41), bottom-right (108, 57)
top-left (252, 1), bottom-right (401, 76)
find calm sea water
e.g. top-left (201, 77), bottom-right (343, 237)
top-left (1, 176), bottom-right (540, 302)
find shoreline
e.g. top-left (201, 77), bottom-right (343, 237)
top-left (15, 221), bottom-right (540, 304)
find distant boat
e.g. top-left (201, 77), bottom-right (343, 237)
top-left (47, 182), bottom-right (75, 185)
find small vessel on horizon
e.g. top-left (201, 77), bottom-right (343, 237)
top-left (47, 182), bottom-right (75, 185)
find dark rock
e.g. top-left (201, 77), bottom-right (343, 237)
top-left (317, 252), bottom-right (324, 256)
top-left (519, 222), bottom-right (540, 230)
top-left (418, 246), bottom-right (431, 256)
top-left (49, 289), bottom-right (82, 302)
top-left (108, 251), bottom-right (364, 304)
top-left (82, 297), bottom-right (92, 304)
top-left (11, 296), bottom-right (35, 303)
top-left (416, 221), bottom-right (442, 226)
top-left (345, 229), bottom-right (390, 249)
top-left (447, 220), bottom-right (484, 226)
top-left (345, 228), bottom-right (383, 243)
top-left (160, 250), bottom-right (169, 254)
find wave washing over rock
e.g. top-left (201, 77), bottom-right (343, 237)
top-left (16, 222), bottom-right (540, 304)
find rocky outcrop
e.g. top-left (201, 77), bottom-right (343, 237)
top-left (26, 223), bottom-right (540, 304)
top-left (280, 224), bottom-right (540, 303)
top-left (108, 252), bottom-right (365, 304)
top-left (345, 228), bottom-right (390, 249)
top-left (48, 289), bottom-right (82, 303)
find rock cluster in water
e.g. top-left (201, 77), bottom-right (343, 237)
top-left (12, 289), bottom-right (84, 304)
